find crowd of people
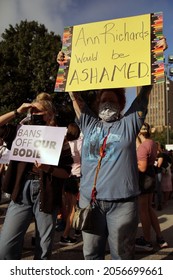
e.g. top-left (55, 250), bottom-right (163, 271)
top-left (0, 36), bottom-right (172, 260)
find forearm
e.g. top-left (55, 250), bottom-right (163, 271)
top-left (0, 103), bottom-right (32, 126)
top-left (0, 110), bottom-right (20, 126)
top-left (157, 158), bottom-right (163, 168)
top-left (138, 160), bottom-right (147, 172)
top-left (49, 167), bottom-right (69, 178)
top-left (68, 92), bottom-right (85, 119)
top-left (136, 85), bottom-right (153, 117)
top-left (0, 164), bottom-right (5, 173)
top-left (57, 52), bottom-right (85, 119)
top-left (40, 164), bottom-right (70, 179)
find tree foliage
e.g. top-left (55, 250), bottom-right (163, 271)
top-left (0, 20), bottom-right (62, 114)
top-left (152, 128), bottom-right (173, 145)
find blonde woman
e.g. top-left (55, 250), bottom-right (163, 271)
top-left (0, 100), bottom-right (73, 259)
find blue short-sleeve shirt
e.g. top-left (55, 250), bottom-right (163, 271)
top-left (79, 89), bottom-right (148, 201)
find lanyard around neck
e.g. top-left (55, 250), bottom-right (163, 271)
top-left (91, 128), bottom-right (111, 202)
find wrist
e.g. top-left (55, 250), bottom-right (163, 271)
top-left (69, 92), bottom-right (76, 101)
top-left (47, 166), bottom-right (54, 174)
top-left (13, 109), bottom-right (20, 117)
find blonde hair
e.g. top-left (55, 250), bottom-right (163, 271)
top-left (32, 99), bottom-right (57, 126)
top-left (35, 92), bottom-right (53, 102)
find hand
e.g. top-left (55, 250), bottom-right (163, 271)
top-left (156, 37), bottom-right (168, 51)
top-left (17, 103), bottom-right (33, 114)
top-left (57, 51), bottom-right (65, 63)
top-left (34, 161), bottom-right (50, 173)
top-left (34, 160), bottom-right (42, 170)
top-left (57, 51), bottom-right (70, 65)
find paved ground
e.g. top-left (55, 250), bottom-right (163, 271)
top-left (0, 196), bottom-right (173, 260)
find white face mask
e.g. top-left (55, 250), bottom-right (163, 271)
top-left (98, 102), bottom-right (120, 122)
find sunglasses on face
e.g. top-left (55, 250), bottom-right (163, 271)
top-left (30, 107), bottom-right (44, 114)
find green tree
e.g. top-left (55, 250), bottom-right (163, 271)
top-left (0, 20), bottom-right (62, 114)
top-left (152, 128), bottom-right (173, 145)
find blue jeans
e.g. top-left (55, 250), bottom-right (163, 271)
top-left (80, 196), bottom-right (138, 260)
top-left (0, 179), bottom-right (57, 260)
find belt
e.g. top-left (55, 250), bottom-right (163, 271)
top-left (25, 172), bottom-right (40, 180)
top-left (97, 196), bottom-right (137, 203)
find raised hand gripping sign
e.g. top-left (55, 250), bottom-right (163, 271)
top-left (55, 12), bottom-right (164, 92)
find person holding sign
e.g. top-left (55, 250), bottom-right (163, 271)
top-left (57, 37), bottom-right (167, 260)
top-left (0, 97), bottom-right (73, 259)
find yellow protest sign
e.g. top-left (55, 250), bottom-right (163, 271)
top-left (55, 12), bottom-right (164, 92)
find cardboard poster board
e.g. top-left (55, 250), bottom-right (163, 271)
top-left (9, 125), bottom-right (67, 166)
top-left (55, 12), bottom-right (164, 92)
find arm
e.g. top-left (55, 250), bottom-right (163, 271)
top-left (125, 84), bottom-right (153, 118)
top-left (157, 157), bottom-right (164, 168)
top-left (34, 162), bottom-right (69, 179)
top-left (57, 52), bottom-right (85, 119)
top-left (0, 164), bottom-right (5, 174)
top-left (47, 167), bottom-right (69, 178)
top-left (137, 139), bottom-right (148, 172)
top-left (0, 103), bottom-right (32, 126)
top-left (68, 92), bottom-right (85, 119)
top-left (128, 37), bottom-right (167, 116)
top-left (138, 160), bottom-right (148, 172)
top-left (136, 85), bottom-right (153, 117)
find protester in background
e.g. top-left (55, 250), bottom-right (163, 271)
top-left (0, 137), bottom-right (4, 203)
top-left (0, 161), bottom-right (4, 216)
top-left (20, 92), bottom-right (54, 125)
top-left (0, 164), bottom-right (4, 203)
top-left (135, 123), bottom-right (168, 251)
top-left (154, 142), bottom-right (164, 210)
top-left (169, 150), bottom-right (173, 197)
top-left (157, 144), bottom-right (172, 207)
top-left (59, 123), bottom-right (83, 245)
top-left (0, 98), bottom-right (73, 259)
top-left (0, 137), bottom-right (10, 205)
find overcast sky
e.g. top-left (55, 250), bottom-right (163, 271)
top-left (0, 0), bottom-right (172, 108)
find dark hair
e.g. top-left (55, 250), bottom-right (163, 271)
top-left (66, 123), bottom-right (80, 141)
top-left (160, 144), bottom-right (165, 150)
top-left (99, 88), bottom-right (126, 111)
top-left (140, 122), bottom-right (151, 138)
